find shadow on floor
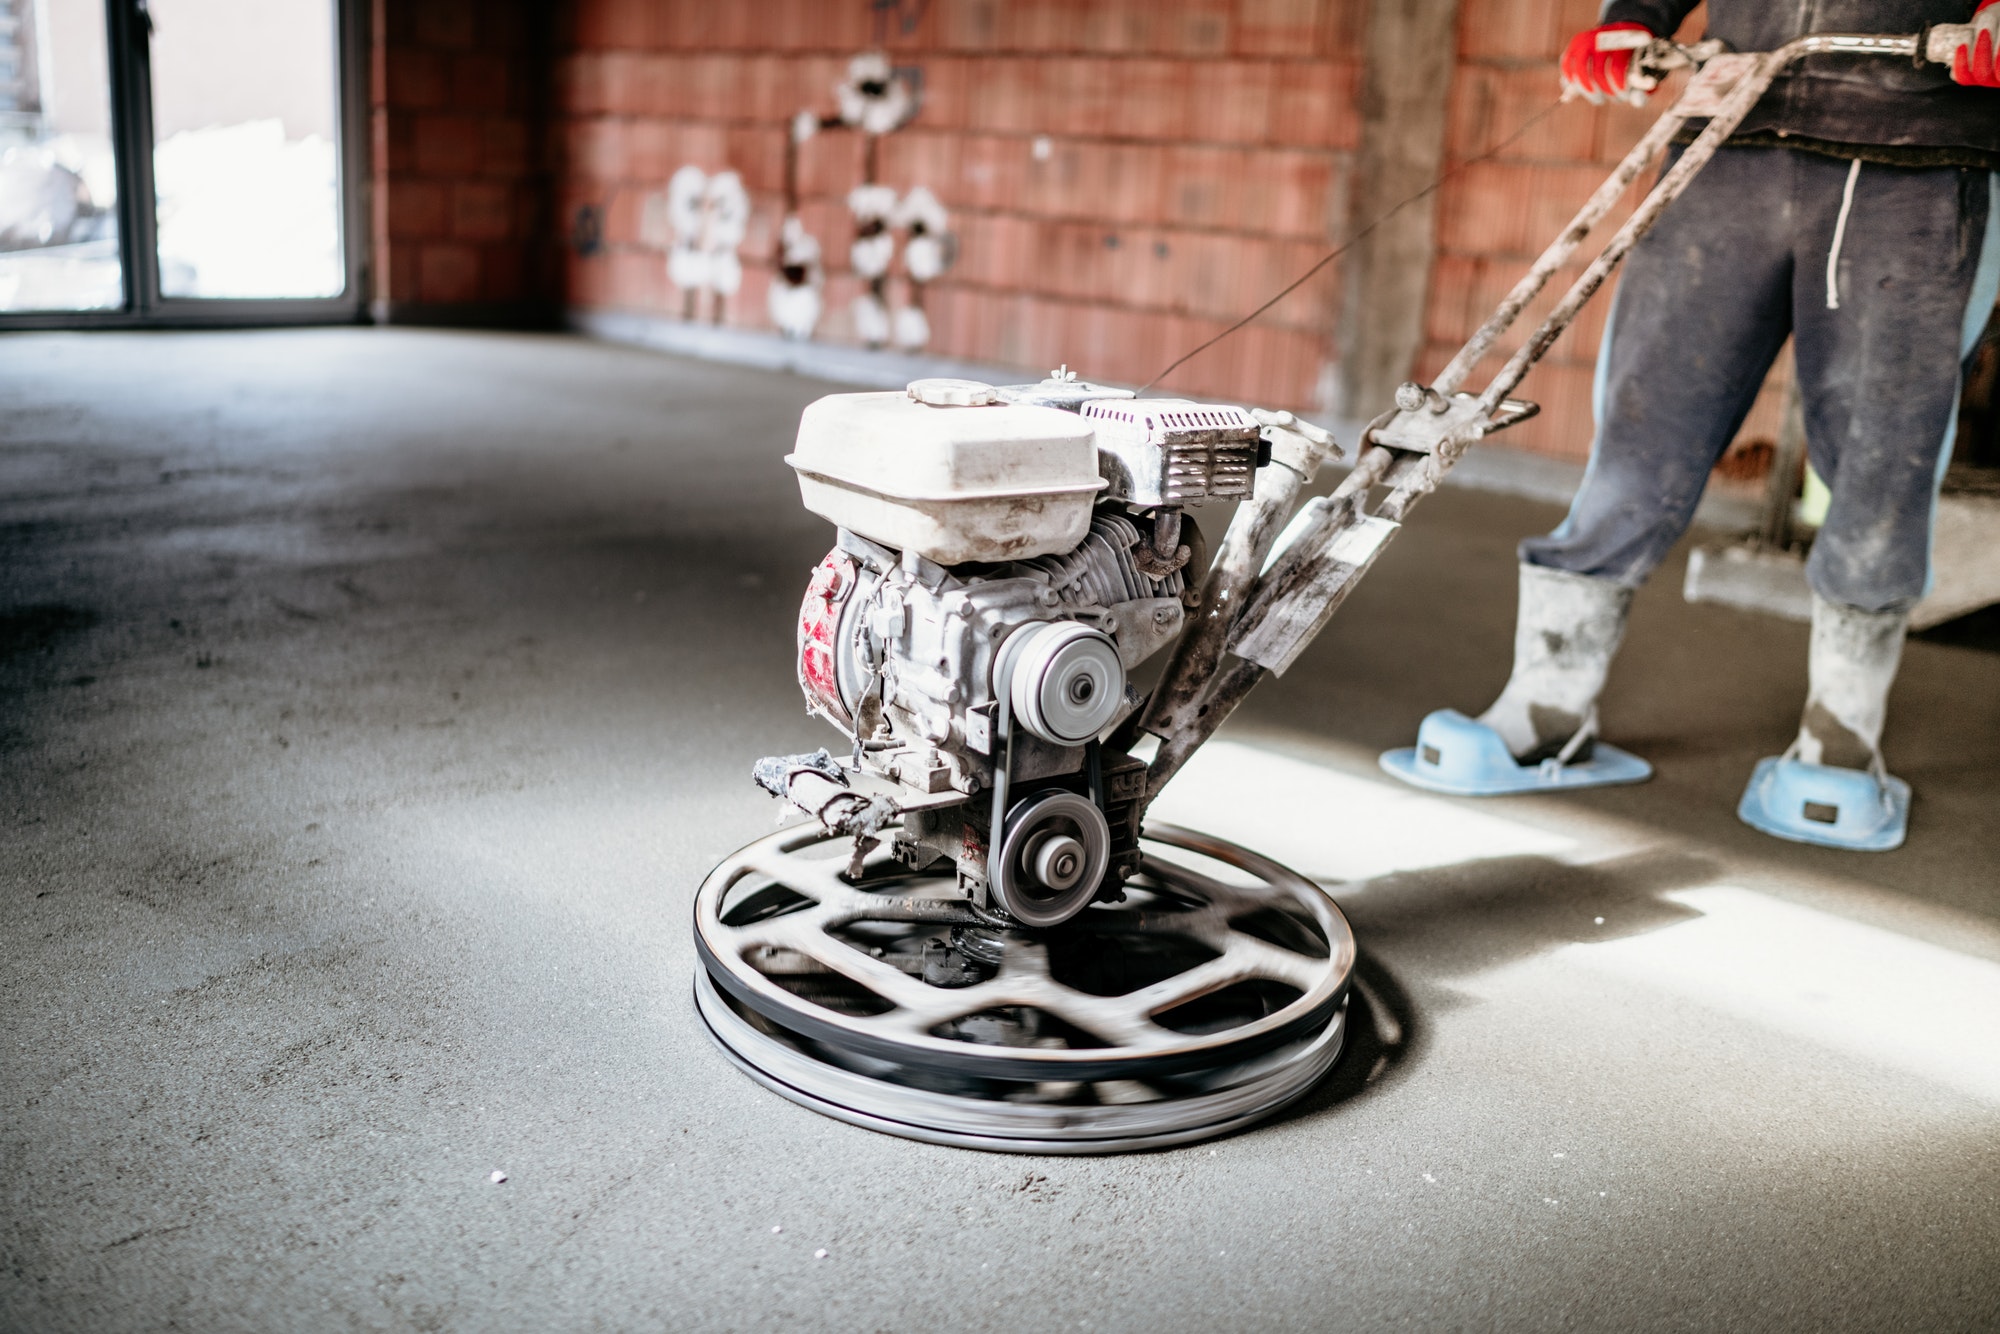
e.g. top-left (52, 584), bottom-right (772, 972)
top-left (1262, 845), bottom-right (1720, 1132)
top-left (1914, 601), bottom-right (2000, 652)
top-left (1338, 846), bottom-right (1716, 980)
top-left (1262, 953), bottom-right (1422, 1132)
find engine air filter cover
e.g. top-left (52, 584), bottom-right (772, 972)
top-left (997, 374), bottom-right (1136, 413)
top-left (1081, 399), bottom-right (1262, 507)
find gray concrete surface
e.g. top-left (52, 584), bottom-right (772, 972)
top-left (3, 329), bottom-right (1997, 1333)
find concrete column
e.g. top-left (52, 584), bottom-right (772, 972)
top-left (1330, 0), bottom-right (1461, 434)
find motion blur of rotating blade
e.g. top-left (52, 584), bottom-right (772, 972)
top-left (694, 822), bottom-right (1355, 1152)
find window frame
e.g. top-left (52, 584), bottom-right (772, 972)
top-left (0, 0), bottom-right (369, 330)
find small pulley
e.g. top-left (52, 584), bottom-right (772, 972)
top-left (991, 790), bottom-right (1111, 927)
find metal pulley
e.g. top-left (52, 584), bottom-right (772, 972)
top-left (991, 790), bottom-right (1111, 926)
top-left (1004, 620), bottom-right (1123, 745)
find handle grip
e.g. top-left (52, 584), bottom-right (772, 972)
top-left (1925, 23), bottom-right (1976, 64)
top-left (1609, 26), bottom-right (1970, 73)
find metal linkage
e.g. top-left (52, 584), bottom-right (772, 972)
top-left (694, 822), bottom-right (1356, 1084)
top-left (1144, 445), bottom-right (1393, 796)
top-left (1140, 411), bottom-right (1341, 742)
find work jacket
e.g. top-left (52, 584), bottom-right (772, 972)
top-left (1600, 0), bottom-right (1999, 155)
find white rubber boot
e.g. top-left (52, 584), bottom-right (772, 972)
top-left (1380, 562), bottom-right (1650, 795)
top-left (1735, 594), bottom-right (1911, 850)
top-left (1794, 594), bottom-right (1907, 771)
top-left (1477, 562), bottom-right (1634, 764)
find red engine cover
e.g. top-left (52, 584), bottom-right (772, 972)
top-left (797, 549), bottom-right (858, 729)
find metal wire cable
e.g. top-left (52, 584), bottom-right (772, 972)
top-left (1139, 98), bottom-right (1570, 394)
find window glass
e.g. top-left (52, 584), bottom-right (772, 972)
top-left (0, 0), bottom-right (124, 312)
top-left (147, 0), bottom-right (341, 299)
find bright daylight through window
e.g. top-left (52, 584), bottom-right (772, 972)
top-left (0, 0), bottom-right (342, 312)
top-left (0, 0), bottom-right (121, 312)
top-left (147, 0), bottom-right (342, 299)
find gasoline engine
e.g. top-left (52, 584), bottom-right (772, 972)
top-left (780, 374), bottom-right (1262, 927)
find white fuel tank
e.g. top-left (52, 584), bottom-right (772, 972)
top-left (786, 380), bottom-right (1104, 565)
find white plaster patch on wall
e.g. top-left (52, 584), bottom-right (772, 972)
top-left (647, 165), bottom-right (749, 324)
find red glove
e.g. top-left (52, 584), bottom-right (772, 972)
top-left (1951, 0), bottom-right (2000, 87)
top-left (1560, 21), bottom-right (1655, 101)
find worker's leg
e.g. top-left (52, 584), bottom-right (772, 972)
top-left (1739, 167), bottom-right (1997, 849)
top-left (1386, 148), bottom-right (1803, 791)
top-left (1475, 563), bottom-right (1633, 764)
top-left (1486, 147), bottom-right (1797, 764)
top-left (1795, 164), bottom-right (1996, 617)
top-left (1520, 145), bottom-right (1798, 585)
top-left (1793, 162), bottom-right (1995, 767)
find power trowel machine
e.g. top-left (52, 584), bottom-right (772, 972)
top-left (692, 25), bottom-right (1981, 1152)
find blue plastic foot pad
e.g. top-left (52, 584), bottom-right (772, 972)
top-left (1736, 756), bottom-right (1910, 851)
top-left (1378, 709), bottom-right (1653, 796)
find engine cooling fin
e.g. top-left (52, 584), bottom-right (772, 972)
top-left (692, 822), bottom-right (1355, 1153)
top-left (1010, 512), bottom-right (1185, 607)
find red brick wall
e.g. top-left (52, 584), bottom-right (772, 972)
top-left (1421, 0), bottom-right (1787, 466)
top-left (388, 0), bottom-right (1801, 466)
top-left (370, 0), bottom-right (558, 321)
top-left (554, 0), bottom-right (1366, 410)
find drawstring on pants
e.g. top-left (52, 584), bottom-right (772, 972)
top-left (1826, 158), bottom-right (1863, 311)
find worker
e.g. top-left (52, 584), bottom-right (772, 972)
top-left (1381, 2), bottom-right (1999, 849)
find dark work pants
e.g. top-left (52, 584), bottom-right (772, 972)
top-left (1522, 146), bottom-right (2000, 614)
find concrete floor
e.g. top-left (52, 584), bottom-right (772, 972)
top-left (3, 329), bottom-right (1998, 1333)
